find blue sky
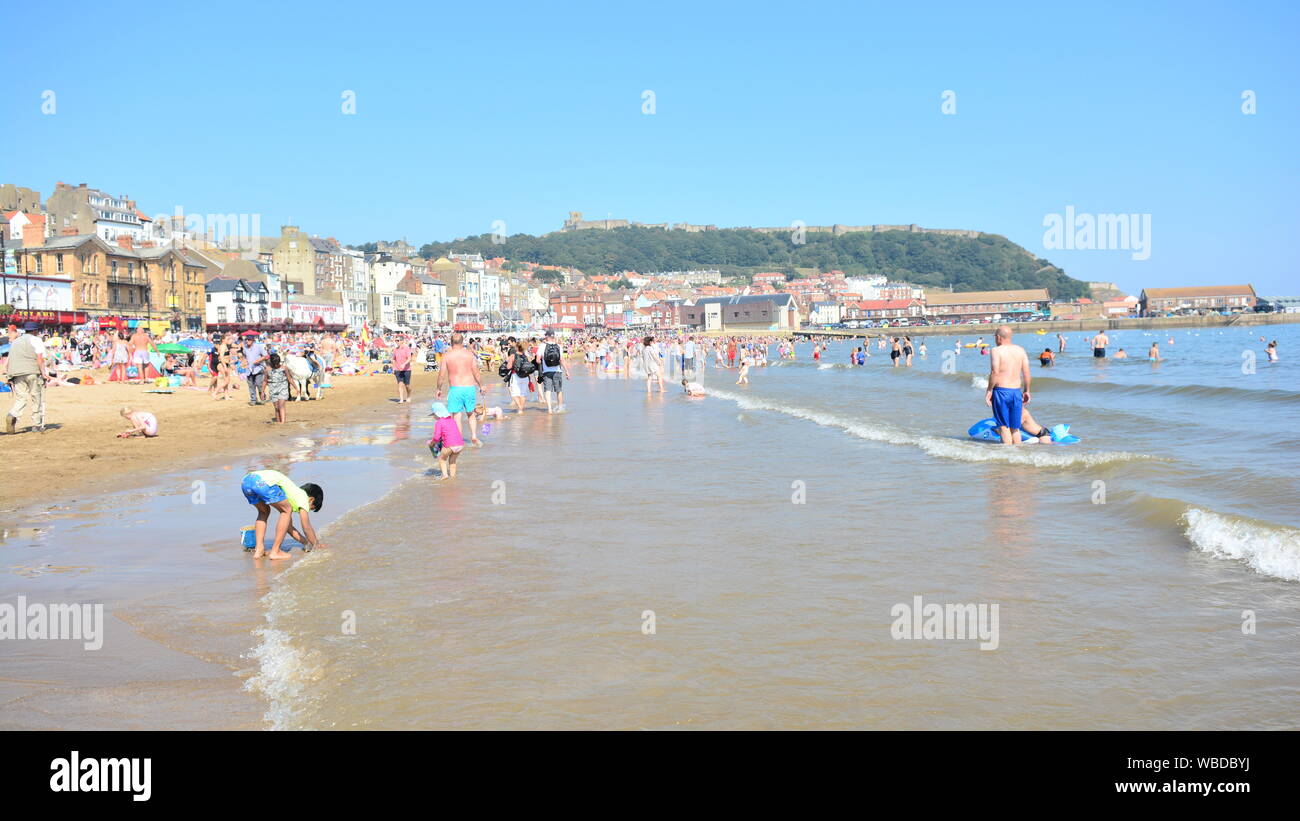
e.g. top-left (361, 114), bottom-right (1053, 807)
top-left (5, 0), bottom-right (1297, 294)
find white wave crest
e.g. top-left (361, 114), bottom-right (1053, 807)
top-left (705, 387), bottom-right (1148, 468)
top-left (1182, 508), bottom-right (1300, 582)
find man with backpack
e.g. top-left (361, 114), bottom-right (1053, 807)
top-left (536, 330), bottom-right (571, 414)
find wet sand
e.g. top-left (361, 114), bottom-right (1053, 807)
top-left (0, 397), bottom-right (446, 729)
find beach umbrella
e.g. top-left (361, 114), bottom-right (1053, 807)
top-left (241, 330), bottom-right (260, 337)
top-left (154, 342), bottom-right (191, 354)
top-left (179, 338), bottom-right (214, 352)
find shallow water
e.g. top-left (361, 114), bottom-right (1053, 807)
top-left (3, 325), bottom-right (1298, 729)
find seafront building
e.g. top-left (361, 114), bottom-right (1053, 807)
top-left (0, 180), bottom-right (1274, 335)
top-left (1139, 285), bottom-right (1257, 316)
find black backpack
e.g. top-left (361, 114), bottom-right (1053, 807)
top-left (513, 354), bottom-right (536, 377)
top-left (543, 343), bottom-right (561, 367)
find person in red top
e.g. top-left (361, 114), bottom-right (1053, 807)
top-left (392, 337), bottom-right (413, 403)
top-left (727, 339), bottom-right (738, 368)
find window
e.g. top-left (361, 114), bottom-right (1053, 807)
top-left (35, 255), bottom-right (43, 274)
top-left (56, 254), bottom-right (64, 273)
top-left (206, 293), bottom-right (211, 303)
top-left (217, 306), bottom-right (227, 322)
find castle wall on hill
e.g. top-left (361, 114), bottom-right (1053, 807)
top-left (557, 211), bottom-right (981, 238)
top-left (749, 224), bottom-right (981, 238)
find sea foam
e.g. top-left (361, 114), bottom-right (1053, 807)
top-left (705, 387), bottom-right (1148, 468)
top-left (1182, 508), bottom-right (1300, 582)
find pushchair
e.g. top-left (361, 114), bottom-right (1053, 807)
top-left (424, 349), bottom-right (439, 372)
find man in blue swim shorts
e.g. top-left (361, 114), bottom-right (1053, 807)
top-left (435, 332), bottom-right (485, 446)
top-left (984, 325), bottom-right (1032, 445)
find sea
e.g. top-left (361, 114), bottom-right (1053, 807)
top-left (1, 323), bottom-right (1297, 729)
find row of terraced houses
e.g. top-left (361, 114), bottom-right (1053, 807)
top-left (0, 186), bottom-right (1273, 333)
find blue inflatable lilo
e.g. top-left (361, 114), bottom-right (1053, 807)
top-left (968, 418), bottom-right (1080, 445)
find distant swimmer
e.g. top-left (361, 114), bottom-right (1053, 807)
top-left (1266, 340), bottom-right (1279, 361)
top-left (1114, 348), bottom-right (1128, 359)
top-left (919, 341), bottom-right (928, 357)
top-left (1057, 333), bottom-right (1067, 353)
top-left (1148, 342), bottom-right (1161, 361)
top-left (984, 325), bottom-right (1031, 445)
top-left (1092, 330), bottom-right (1109, 358)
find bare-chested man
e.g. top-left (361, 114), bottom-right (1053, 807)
top-left (317, 334), bottom-right (337, 376)
top-left (435, 332), bottom-right (484, 447)
top-left (1092, 329), bottom-right (1109, 359)
top-left (985, 325), bottom-right (1031, 445)
top-left (128, 327), bottom-right (156, 383)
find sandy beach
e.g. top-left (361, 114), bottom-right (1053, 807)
top-left (2, 370), bottom-right (411, 510)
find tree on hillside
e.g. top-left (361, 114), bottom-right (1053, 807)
top-left (389, 226), bottom-right (1086, 298)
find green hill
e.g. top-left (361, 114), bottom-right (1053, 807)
top-left (416, 227), bottom-right (1087, 299)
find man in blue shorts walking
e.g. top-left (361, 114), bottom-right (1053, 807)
top-left (435, 332), bottom-right (484, 446)
top-left (985, 325), bottom-right (1031, 445)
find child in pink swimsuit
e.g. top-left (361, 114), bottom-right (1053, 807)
top-left (427, 401), bottom-right (465, 479)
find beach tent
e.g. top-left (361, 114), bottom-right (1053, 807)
top-left (179, 338), bottom-right (214, 352)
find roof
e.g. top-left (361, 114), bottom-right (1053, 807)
top-left (924, 289), bottom-right (1050, 305)
top-left (854, 299), bottom-right (919, 310)
top-left (1141, 285), bottom-right (1256, 299)
top-left (693, 292), bottom-right (795, 308)
top-left (25, 234), bottom-right (209, 267)
top-left (205, 277), bottom-right (250, 293)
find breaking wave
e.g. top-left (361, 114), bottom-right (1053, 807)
top-left (1182, 507), bottom-right (1300, 582)
top-left (705, 387), bottom-right (1151, 468)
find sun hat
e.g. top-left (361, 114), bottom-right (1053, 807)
top-left (429, 401), bottom-right (450, 417)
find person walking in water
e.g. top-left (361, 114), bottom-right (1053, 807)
top-left (641, 336), bottom-right (664, 394)
top-left (1092, 329), bottom-right (1109, 359)
top-left (985, 325), bottom-right (1031, 445)
top-left (435, 332), bottom-right (484, 447)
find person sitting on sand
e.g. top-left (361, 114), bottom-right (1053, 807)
top-left (428, 401), bottom-right (465, 479)
top-left (117, 406), bottom-right (158, 438)
top-left (240, 469), bottom-right (324, 559)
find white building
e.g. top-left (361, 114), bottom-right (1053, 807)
top-left (480, 272), bottom-right (500, 318)
top-left (205, 277), bottom-right (270, 326)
